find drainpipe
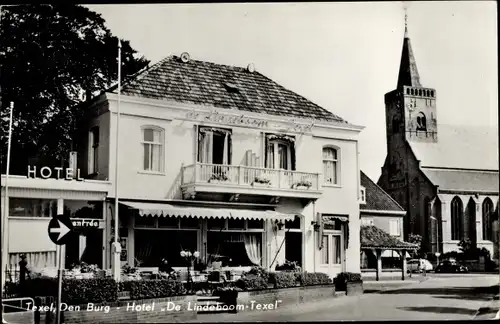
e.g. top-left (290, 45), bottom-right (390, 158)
top-left (313, 201), bottom-right (316, 273)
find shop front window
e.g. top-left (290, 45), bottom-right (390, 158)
top-left (8, 198), bottom-right (103, 219)
top-left (207, 232), bottom-right (263, 267)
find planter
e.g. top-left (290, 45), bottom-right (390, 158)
top-left (208, 180), bottom-right (228, 184)
top-left (252, 182), bottom-right (271, 187)
top-left (346, 281), bottom-right (363, 296)
top-left (296, 185), bottom-right (311, 190)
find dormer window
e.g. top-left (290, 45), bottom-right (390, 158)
top-left (360, 187), bottom-right (366, 204)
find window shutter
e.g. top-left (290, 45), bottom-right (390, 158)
top-left (291, 143), bottom-right (296, 171)
top-left (88, 130), bottom-right (94, 173)
top-left (318, 213), bottom-right (323, 249)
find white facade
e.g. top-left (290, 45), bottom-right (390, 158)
top-left (80, 93), bottom-right (363, 278)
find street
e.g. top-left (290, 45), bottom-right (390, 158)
top-left (196, 274), bottom-right (499, 322)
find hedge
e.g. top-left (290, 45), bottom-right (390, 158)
top-left (5, 278), bottom-right (118, 304)
top-left (122, 279), bottom-right (186, 299)
top-left (298, 272), bottom-right (332, 286)
top-left (235, 274), bottom-right (269, 291)
top-left (269, 272), bottom-right (299, 289)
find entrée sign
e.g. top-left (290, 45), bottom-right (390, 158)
top-left (27, 166), bottom-right (84, 181)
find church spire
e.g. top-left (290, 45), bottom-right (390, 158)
top-left (397, 10), bottom-right (421, 88)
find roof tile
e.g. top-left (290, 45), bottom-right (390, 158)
top-left (361, 171), bottom-right (405, 212)
top-left (361, 225), bottom-right (417, 250)
top-left (112, 56), bottom-right (348, 123)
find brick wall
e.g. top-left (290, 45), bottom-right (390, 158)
top-left (62, 285), bottom-right (337, 323)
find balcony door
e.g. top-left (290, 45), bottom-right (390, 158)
top-left (266, 140), bottom-right (294, 188)
top-left (198, 127), bottom-right (232, 182)
top-left (318, 232), bottom-right (343, 279)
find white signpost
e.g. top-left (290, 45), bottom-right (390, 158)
top-left (47, 199), bottom-right (74, 324)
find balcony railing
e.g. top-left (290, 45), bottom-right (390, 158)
top-left (181, 163), bottom-right (320, 191)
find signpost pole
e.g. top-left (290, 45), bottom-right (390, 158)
top-left (56, 198), bottom-right (64, 324)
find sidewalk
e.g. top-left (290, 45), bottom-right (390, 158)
top-left (363, 275), bottom-right (430, 293)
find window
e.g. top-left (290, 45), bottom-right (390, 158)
top-left (451, 196), bottom-right (464, 240)
top-left (323, 147), bottom-right (339, 185)
top-left (88, 126), bottom-right (99, 174)
top-left (482, 198), bottom-right (494, 241)
top-left (360, 187), bottom-right (366, 204)
top-left (416, 112), bottom-right (427, 131)
top-left (198, 127), bottom-right (231, 165)
top-left (320, 235), bottom-right (329, 264)
top-left (361, 218), bottom-right (374, 226)
top-left (332, 235), bottom-right (342, 264)
top-left (142, 127), bottom-right (163, 172)
top-left (266, 138), bottom-right (294, 170)
top-left (207, 232), bottom-right (263, 267)
top-left (389, 219), bottom-right (401, 236)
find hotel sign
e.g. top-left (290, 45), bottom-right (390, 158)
top-left (185, 110), bottom-right (314, 133)
top-left (27, 165), bottom-right (84, 181)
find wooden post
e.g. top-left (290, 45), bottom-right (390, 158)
top-left (376, 249), bottom-right (382, 282)
top-left (401, 250), bottom-right (407, 281)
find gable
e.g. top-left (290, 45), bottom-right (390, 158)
top-left (360, 171), bottom-right (405, 212)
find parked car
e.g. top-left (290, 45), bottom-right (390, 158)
top-left (435, 259), bottom-right (469, 273)
top-left (407, 259), bottom-right (434, 273)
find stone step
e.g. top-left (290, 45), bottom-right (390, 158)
top-left (196, 296), bottom-right (221, 302)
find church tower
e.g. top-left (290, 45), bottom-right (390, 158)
top-left (379, 13), bottom-right (439, 240)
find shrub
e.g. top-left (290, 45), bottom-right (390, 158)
top-left (298, 272), bottom-right (332, 286)
top-left (8, 278), bottom-right (118, 304)
top-left (235, 275), bottom-right (269, 291)
top-left (334, 272), bottom-right (362, 291)
top-left (245, 266), bottom-right (269, 282)
top-left (125, 279), bottom-right (186, 299)
top-left (269, 272), bottom-right (298, 289)
top-left (63, 279), bottom-right (118, 304)
top-left (275, 260), bottom-right (301, 272)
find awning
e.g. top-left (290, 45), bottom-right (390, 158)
top-left (120, 201), bottom-right (297, 221)
top-left (322, 214), bottom-right (349, 224)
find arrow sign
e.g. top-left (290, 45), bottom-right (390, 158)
top-left (48, 214), bottom-right (74, 245)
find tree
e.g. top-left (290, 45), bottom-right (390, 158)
top-left (0, 5), bottom-right (149, 174)
top-left (408, 233), bottom-right (423, 257)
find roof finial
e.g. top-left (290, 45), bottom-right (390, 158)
top-left (404, 4), bottom-right (409, 38)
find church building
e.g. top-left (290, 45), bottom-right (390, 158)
top-left (377, 17), bottom-right (499, 257)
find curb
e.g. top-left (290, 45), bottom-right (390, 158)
top-left (473, 294), bottom-right (500, 320)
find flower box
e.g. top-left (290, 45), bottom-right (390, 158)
top-left (252, 182), bottom-right (271, 187)
top-left (346, 281), bottom-right (363, 296)
top-left (296, 185), bottom-right (310, 190)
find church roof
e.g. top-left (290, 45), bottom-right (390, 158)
top-left (397, 24), bottom-right (421, 88)
top-left (360, 171), bottom-right (405, 212)
top-left (409, 124), bottom-right (499, 170)
top-left (421, 167), bottom-right (499, 193)
top-left (108, 55), bottom-right (348, 124)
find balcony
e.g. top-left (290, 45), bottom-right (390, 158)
top-left (180, 163), bottom-right (322, 202)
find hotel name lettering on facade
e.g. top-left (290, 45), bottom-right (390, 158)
top-left (185, 110), bottom-right (314, 133)
top-left (27, 166), bottom-right (84, 181)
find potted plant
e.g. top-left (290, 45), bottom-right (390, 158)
top-left (208, 173), bottom-right (229, 183)
top-left (335, 272), bottom-right (363, 296)
top-left (180, 250), bottom-right (200, 290)
top-left (292, 180), bottom-right (312, 190)
top-left (252, 176), bottom-right (271, 187)
top-left (213, 286), bottom-right (241, 313)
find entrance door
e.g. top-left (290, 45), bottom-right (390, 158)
top-left (318, 233), bottom-right (343, 278)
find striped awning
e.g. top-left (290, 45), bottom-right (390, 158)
top-left (120, 201), bottom-right (297, 221)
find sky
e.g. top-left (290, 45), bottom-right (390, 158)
top-left (87, 1), bottom-right (498, 181)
